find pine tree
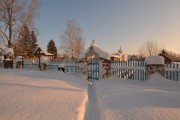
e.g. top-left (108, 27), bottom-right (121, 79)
top-left (14, 26), bottom-right (38, 57)
top-left (15, 25), bottom-right (31, 56)
top-left (30, 31), bottom-right (38, 57)
top-left (47, 39), bottom-right (57, 57)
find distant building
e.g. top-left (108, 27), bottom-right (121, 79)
top-left (129, 55), bottom-right (139, 61)
top-left (33, 47), bottom-right (54, 59)
top-left (159, 53), bottom-right (173, 64)
top-left (56, 55), bottom-right (64, 60)
top-left (110, 47), bottom-right (128, 61)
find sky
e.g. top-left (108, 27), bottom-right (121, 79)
top-left (35, 0), bottom-right (180, 55)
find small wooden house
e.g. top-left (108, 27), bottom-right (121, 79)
top-left (159, 53), bottom-right (173, 64)
top-left (33, 47), bottom-right (54, 59)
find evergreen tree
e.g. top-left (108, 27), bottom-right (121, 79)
top-left (14, 26), bottom-right (38, 57)
top-left (47, 39), bottom-right (57, 57)
top-left (30, 31), bottom-right (38, 57)
top-left (15, 25), bottom-right (31, 56)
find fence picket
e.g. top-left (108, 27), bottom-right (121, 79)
top-left (2, 59), bottom-right (179, 82)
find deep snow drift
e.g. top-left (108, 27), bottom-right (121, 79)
top-left (94, 73), bottom-right (180, 120)
top-left (0, 69), bottom-right (87, 120)
top-left (0, 69), bottom-right (180, 120)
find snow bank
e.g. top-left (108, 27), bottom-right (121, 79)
top-left (94, 76), bottom-right (180, 120)
top-left (145, 56), bottom-right (164, 65)
top-left (0, 69), bottom-right (88, 120)
top-left (146, 72), bottom-right (179, 87)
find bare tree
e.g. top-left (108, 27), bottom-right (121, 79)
top-left (60, 20), bottom-right (85, 60)
top-left (0, 0), bottom-right (39, 48)
top-left (138, 40), bottom-right (163, 58)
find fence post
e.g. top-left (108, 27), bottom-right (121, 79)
top-left (177, 71), bottom-right (179, 81)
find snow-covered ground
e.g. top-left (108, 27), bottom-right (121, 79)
top-left (94, 73), bottom-right (180, 120)
top-left (0, 69), bottom-right (180, 120)
top-left (0, 69), bottom-right (87, 120)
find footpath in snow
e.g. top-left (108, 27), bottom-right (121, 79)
top-left (84, 84), bottom-right (106, 120)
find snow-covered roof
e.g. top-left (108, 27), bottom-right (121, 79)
top-left (40, 51), bottom-right (54, 56)
top-left (111, 54), bottom-right (122, 58)
top-left (145, 56), bottom-right (164, 65)
top-left (79, 41), bottom-right (111, 60)
top-left (34, 47), bottom-right (54, 56)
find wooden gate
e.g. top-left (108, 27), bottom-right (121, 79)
top-left (88, 60), bottom-right (99, 82)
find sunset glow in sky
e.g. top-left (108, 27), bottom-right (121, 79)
top-left (36, 0), bottom-right (180, 55)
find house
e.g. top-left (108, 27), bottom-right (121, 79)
top-left (129, 55), bottom-right (139, 61)
top-left (79, 40), bottom-right (111, 61)
top-left (33, 47), bottom-right (54, 59)
top-left (159, 53), bottom-right (173, 64)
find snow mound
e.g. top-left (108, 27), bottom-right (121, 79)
top-left (148, 72), bottom-right (166, 81)
top-left (145, 56), bottom-right (164, 65)
top-left (146, 72), bottom-right (179, 87)
top-left (0, 69), bottom-right (88, 120)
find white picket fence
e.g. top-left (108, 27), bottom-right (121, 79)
top-left (111, 61), bottom-right (147, 81)
top-left (1, 59), bottom-right (180, 81)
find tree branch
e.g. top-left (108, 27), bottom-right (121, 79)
top-left (0, 28), bottom-right (10, 43)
